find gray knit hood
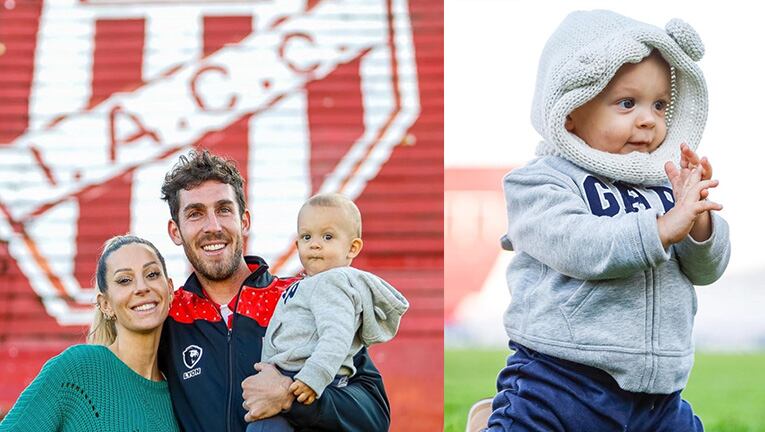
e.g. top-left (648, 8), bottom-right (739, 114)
top-left (532, 10), bottom-right (708, 186)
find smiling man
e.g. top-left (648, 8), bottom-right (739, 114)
top-left (156, 150), bottom-right (390, 432)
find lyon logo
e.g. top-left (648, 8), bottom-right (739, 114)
top-left (0, 0), bottom-right (419, 326)
top-left (183, 345), bottom-right (204, 370)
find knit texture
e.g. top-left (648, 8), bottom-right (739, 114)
top-left (0, 345), bottom-right (179, 432)
top-left (532, 10), bottom-right (708, 186)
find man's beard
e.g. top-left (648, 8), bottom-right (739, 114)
top-left (183, 234), bottom-right (244, 282)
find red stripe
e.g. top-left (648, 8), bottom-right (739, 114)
top-left (74, 18), bottom-right (145, 288)
top-left (306, 56), bottom-right (365, 194)
top-left (268, 56), bottom-right (366, 272)
top-left (88, 19), bottom-right (145, 107)
top-left (196, 16), bottom-right (253, 251)
top-left (0, 0), bottom-right (43, 144)
top-left (202, 16), bottom-right (252, 57)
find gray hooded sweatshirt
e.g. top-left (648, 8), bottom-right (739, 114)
top-left (502, 10), bottom-right (731, 394)
top-left (262, 267), bottom-right (409, 397)
top-left (501, 155), bottom-right (731, 394)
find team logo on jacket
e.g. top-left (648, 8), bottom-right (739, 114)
top-left (0, 0), bottom-right (420, 328)
top-left (182, 345), bottom-right (203, 380)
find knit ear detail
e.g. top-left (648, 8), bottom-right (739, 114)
top-left (665, 19), bottom-right (704, 61)
top-left (559, 46), bottom-right (608, 91)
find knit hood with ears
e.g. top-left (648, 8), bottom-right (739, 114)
top-left (532, 10), bottom-right (708, 186)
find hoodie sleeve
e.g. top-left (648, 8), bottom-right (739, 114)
top-left (504, 169), bottom-right (670, 280)
top-left (294, 273), bottom-right (357, 398)
top-left (673, 212), bottom-right (731, 285)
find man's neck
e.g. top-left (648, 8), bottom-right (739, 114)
top-left (198, 261), bottom-right (252, 305)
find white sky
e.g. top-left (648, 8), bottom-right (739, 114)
top-left (445, 0), bottom-right (765, 274)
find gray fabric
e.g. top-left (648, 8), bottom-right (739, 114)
top-left (262, 267), bottom-right (408, 397)
top-left (501, 155), bottom-right (730, 394)
top-left (532, 10), bottom-right (707, 186)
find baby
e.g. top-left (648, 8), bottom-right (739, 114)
top-left (250, 193), bottom-right (409, 432)
top-left (486, 10), bottom-right (731, 431)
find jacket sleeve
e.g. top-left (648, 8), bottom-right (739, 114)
top-left (284, 348), bottom-right (390, 432)
top-left (673, 212), bottom-right (731, 285)
top-left (504, 170), bottom-right (670, 280)
top-left (0, 357), bottom-right (63, 431)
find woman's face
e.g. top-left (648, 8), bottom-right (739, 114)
top-left (98, 243), bottom-right (173, 338)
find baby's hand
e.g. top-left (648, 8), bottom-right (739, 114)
top-left (658, 162), bottom-right (722, 248)
top-left (680, 143), bottom-right (713, 182)
top-left (288, 380), bottom-right (317, 405)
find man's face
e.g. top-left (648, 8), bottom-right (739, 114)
top-left (168, 180), bottom-right (249, 282)
top-left (565, 52), bottom-right (671, 155)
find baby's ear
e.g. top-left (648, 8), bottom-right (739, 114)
top-left (565, 115), bottom-right (575, 132)
top-left (347, 238), bottom-right (363, 259)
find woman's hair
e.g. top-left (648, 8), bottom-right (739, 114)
top-left (87, 235), bottom-right (168, 346)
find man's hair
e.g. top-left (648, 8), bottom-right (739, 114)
top-left (302, 193), bottom-right (362, 237)
top-left (161, 150), bottom-right (246, 225)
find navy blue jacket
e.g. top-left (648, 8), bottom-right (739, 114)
top-left (158, 256), bottom-right (390, 432)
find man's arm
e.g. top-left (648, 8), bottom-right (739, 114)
top-left (285, 347), bottom-right (390, 432)
top-left (242, 349), bottom-right (390, 431)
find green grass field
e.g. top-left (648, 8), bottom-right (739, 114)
top-left (445, 349), bottom-right (765, 432)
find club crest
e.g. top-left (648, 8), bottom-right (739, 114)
top-left (183, 345), bottom-right (203, 370)
top-left (0, 0), bottom-right (420, 327)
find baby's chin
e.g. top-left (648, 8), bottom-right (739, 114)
top-left (303, 263), bottom-right (349, 277)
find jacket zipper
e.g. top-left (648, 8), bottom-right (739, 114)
top-left (225, 326), bottom-right (233, 432)
top-left (646, 267), bottom-right (656, 391)
top-left (225, 265), bottom-right (267, 432)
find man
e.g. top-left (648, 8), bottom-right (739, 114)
top-left (157, 150), bottom-right (390, 432)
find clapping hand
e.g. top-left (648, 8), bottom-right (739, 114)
top-left (658, 144), bottom-right (722, 248)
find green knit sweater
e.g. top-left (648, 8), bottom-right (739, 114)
top-left (0, 344), bottom-right (179, 431)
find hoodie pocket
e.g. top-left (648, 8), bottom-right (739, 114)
top-left (559, 273), bottom-right (647, 350)
top-left (656, 258), bottom-right (696, 352)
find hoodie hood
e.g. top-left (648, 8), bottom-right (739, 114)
top-left (532, 10), bottom-right (708, 185)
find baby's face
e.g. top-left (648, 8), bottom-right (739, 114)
top-left (565, 52), bottom-right (671, 155)
top-left (296, 205), bottom-right (360, 276)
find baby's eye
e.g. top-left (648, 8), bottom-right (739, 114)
top-left (617, 99), bottom-right (635, 109)
top-left (323, 233), bottom-right (333, 241)
top-left (654, 100), bottom-right (667, 111)
top-left (301, 234), bottom-right (311, 241)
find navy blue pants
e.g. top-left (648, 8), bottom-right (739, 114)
top-left (246, 415), bottom-right (294, 432)
top-left (486, 343), bottom-right (703, 432)
top-left (245, 370), bottom-right (349, 432)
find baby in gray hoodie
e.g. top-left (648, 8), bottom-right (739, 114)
top-left (486, 10), bottom-right (731, 432)
top-left (262, 193), bottom-right (409, 408)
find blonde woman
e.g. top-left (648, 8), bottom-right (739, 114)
top-left (0, 235), bottom-right (179, 431)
